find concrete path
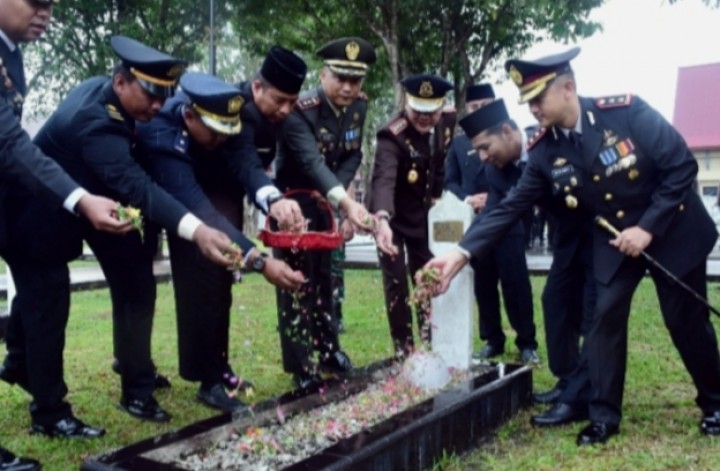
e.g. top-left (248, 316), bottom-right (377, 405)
top-left (2, 237), bottom-right (720, 297)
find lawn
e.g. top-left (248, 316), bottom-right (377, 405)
top-left (2, 270), bottom-right (720, 470)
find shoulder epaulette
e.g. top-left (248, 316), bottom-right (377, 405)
top-left (173, 128), bottom-right (190, 154)
top-left (388, 117), bottom-right (408, 136)
top-left (527, 127), bottom-right (547, 150)
top-left (297, 94), bottom-right (321, 110)
top-left (595, 94), bottom-right (633, 109)
top-left (106, 103), bottom-right (124, 122)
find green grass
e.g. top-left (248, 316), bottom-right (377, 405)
top-left (2, 272), bottom-right (720, 470)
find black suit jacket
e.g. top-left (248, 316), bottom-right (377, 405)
top-left (460, 95), bottom-right (716, 284)
top-left (32, 77), bottom-right (188, 232)
top-left (444, 133), bottom-right (489, 200)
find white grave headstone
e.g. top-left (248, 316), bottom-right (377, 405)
top-left (428, 190), bottom-right (474, 370)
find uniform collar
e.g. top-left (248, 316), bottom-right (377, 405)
top-left (0, 29), bottom-right (17, 52)
top-left (559, 98), bottom-right (583, 137)
top-left (517, 130), bottom-right (529, 165)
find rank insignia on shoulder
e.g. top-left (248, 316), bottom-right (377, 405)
top-left (595, 94), bottom-right (633, 109)
top-left (527, 127), bottom-right (547, 150)
top-left (389, 118), bottom-right (408, 136)
top-left (173, 129), bottom-right (189, 154)
top-left (297, 95), bottom-right (321, 110)
top-left (106, 104), bottom-right (124, 122)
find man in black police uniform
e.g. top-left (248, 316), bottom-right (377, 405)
top-left (0, 1), bottom-right (132, 468)
top-left (421, 47), bottom-right (720, 445)
top-left (136, 72), bottom-right (305, 411)
top-left (275, 37), bottom-right (393, 388)
top-left (448, 88), bottom-right (597, 423)
top-left (368, 74), bottom-right (455, 355)
top-left (454, 98), bottom-right (539, 365)
top-left (2, 36), bottom-right (242, 433)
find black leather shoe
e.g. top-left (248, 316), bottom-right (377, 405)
top-left (196, 384), bottom-right (248, 412)
top-left (533, 385), bottom-right (564, 404)
top-left (576, 421), bottom-right (619, 446)
top-left (319, 350), bottom-right (353, 373)
top-left (531, 402), bottom-right (588, 427)
top-left (111, 360), bottom-right (171, 390)
top-left (471, 344), bottom-right (504, 362)
top-left (292, 372), bottom-right (323, 390)
top-left (701, 411), bottom-right (720, 435)
top-left (0, 446), bottom-right (40, 471)
top-left (119, 395), bottom-right (171, 422)
top-left (30, 416), bottom-right (105, 439)
top-left (221, 372), bottom-right (255, 393)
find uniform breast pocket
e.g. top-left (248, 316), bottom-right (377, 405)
top-left (550, 164), bottom-right (583, 195)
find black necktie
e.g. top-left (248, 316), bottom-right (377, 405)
top-left (569, 131), bottom-right (583, 153)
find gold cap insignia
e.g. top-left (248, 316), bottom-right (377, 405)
top-left (419, 81), bottom-right (434, 98)
top-left (345, 41), bottom-right (360, 61)
top-left (167, 64), bottom-right (185, 79)
top-left (509, 65), bottom-right (523, 86)
top-left (228, 96), bottom-right (244, 114)
top-left (553, 157), bottom-right (567, 167)
top-left (565, 194), bottom-right (578, 209)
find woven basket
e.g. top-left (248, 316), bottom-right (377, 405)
top-left (258, 190), bottom-right (344, 250)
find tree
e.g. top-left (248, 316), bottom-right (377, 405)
top-left (233, 0), bottom-right (604, 109)
top-left (23, 0), bottom-right (234, 116)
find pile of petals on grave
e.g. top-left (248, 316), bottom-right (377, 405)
top-left (177, 365), bottom-right (472, 470)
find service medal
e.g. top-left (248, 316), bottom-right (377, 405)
top-left (408, 169), bottom-right (419, 184)
top-left (565, 194), bottom-right (578, 209)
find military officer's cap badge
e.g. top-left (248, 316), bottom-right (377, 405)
top-left (316, 37), bottom-right (377, 77)
top-left (505, 47), bottom-right (580, 104)
top-left (110, 35), bottom-right (187, 98)
top-left (401, 73), bottom-right (453, 113)
top-left (180, 72), bottom-right (243, 135)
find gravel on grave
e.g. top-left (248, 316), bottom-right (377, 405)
top-left (177, 357), bottom-right (495, 470)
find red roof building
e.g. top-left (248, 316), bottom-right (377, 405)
top-left (673, 62), bottom-right (720, 204)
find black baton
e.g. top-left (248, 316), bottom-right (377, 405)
top-left (595, 216), bottom-right (720, 317)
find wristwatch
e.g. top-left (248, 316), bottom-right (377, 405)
top-left (250, 252), bottom-right (268, 272)
top-left (267, 193), bottom-right (283, 209)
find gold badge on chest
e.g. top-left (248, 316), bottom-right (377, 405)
top-left (408, 167), bottom-right (419, 184)
top-left (565, 194), bottom-right (578, 209)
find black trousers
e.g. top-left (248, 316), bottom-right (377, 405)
top-left (588, 258), bottom-right (720, 425)
top-left (168, 234), bottom-right (233, 384)
top-left (274, 193), bottom-right (340, 375)
top-left (377, 230), bottom-right (433, 356)
top-left (541, 235), bottom-right (596, 406)
top-left (470, 234), bottom-right (537, 352)
top-left (3, 255), bottom-right (72, 425)
top-left (2, 228), bottom-right (156, 424)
